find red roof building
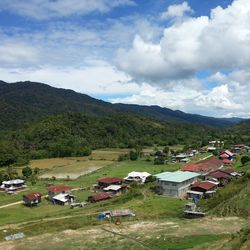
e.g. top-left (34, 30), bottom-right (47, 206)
top-left (97, 177), bottom-right (123, 187)
top-left (191, 181), bottom-right (217, 193)
top-left (87, 193), bottom-right (111, 203)
top-left (208, 171), bottom-right (229, 179)
top-left (221, 168), bottom-right (234, 174)
top-left (223, 159), bottom-right (233, 165)
top-left (23, 192), bottom-right (42, 206)
top-left (182, 158), bottom-right (223, 174)
top-left (48, 186), bottom-right (72, 193)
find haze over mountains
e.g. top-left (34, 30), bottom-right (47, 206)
top-left (0, 81), bottom-right (243, 131)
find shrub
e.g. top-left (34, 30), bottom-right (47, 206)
top-left (22, 166), bottom-right (33, 179)
top-left (154, 157), bottom-right (165, 165)
top-left (241, 155), bottom-right (250, 165)
top-left (129, 151), bottom-right (138, 161)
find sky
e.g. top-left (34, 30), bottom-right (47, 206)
top-left (0, 0), bottom-right (250, 118)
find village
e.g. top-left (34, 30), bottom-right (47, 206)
top-left (0, 142), bottom-right (248, 221)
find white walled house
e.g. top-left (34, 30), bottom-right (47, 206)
top-left (124, 171), bottom-right (151, 184)
top-left (0, 179), bottom-right (26, 192)
top-left (155, 171), bottom-right (200, 198)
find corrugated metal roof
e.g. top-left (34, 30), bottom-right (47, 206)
top-left (23, 192), bottom-right (42, 201)
top-left (97, 177), bottom-right (123, 184)
top-left (191, 181), bottom-right (216, 190)
top-left (48, 186), bottom-right (72, 192)
top-left (155, 171), bottom-right (200, 183)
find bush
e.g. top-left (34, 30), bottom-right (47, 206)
top-left (241, 155), bottom-right (250, 165)
top-left (22, 166), bottom-right (33, 179)
top-left (154, 157), bottom-right (165, 165)
top-left (129, 151), bottom-right (138, 161)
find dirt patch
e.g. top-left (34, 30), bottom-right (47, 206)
top-left (0, 217), bottom-right (246, 250)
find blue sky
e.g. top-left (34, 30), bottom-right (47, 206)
top-left (1, 0), bottom-right (250, 118)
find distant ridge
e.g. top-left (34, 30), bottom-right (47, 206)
top-left (0, 80), bottom-right (243, 131)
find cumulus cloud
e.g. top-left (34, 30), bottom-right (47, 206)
top-left (0, 62), bottom-right (140, 95)
top-left (117, 0), bottom-right (250, 86)
top-left (110, 77), bottom-right (247, 117)
top-left (161, 1), bottom-right (193, 20)
top-left (0, 42), bottom-right (39, 66)
top-left (0, 0), bottom-right (135, 19)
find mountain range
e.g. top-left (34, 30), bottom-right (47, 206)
top-left (0, 80), bottom-right (243, 131)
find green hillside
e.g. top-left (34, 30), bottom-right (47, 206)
top-left (0, 81), bottom-right (242, 131)
top-left (0, 112), bottom-right (219, 167)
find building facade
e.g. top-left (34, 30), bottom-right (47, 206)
top-left (155, 171), bottom-right (200, 198)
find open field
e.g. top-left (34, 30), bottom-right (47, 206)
top-left (0, 217), bottom-right (245, 250)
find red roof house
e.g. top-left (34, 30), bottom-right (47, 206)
top-left (87, 193), bottom-right (111, 203)
top-left (223, 159), bottom-right (233, 165)
top-left (182, 158), bottom-right (223, 174)
top-left (219, 150), bottom-right (233, 160)
top-left (97, 177), bottom-right (123, 188)
top-left (190, 181), bottom-right (217, 193)
top-left (48, 185), bottom-right (72, 193)
top-left (206, 170), bottom-right (231, 186)
top-left (23, 192), bottom-right (42, 206)
top-left (48, 186), bottom-right (72, 201)
top-left (221, 168), bottom-right (234, 174)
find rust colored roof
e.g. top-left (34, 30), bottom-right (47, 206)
top-left (191, 181), bottom-right (216, 191)
top-left (222, 168), bottom-right (234, 173)
top-left (220, 153), bottom-right (229, 159)
top-left (207, 170), bottom-right (231, 179)
top-left (220, 150), bottom-right (233, 157)
top-left (97, 177), bottom-right (123, 184)
top-left (182, 158), bottom-right (223, 173)
top-left (23, 192), bottom-right (42, 201)
top-left (48, 186), bottom-right (72, 192)
top-left (223, 159), bottom-right (233, 164)
top-left (90, 193), bottom-right (111, 201)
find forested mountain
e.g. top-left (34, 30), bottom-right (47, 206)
top-left (0, 112), bottom-right (222, 166)
top-left (0, 80), bottom-right (243, 131)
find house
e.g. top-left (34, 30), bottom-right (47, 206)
top-left (47, 185), bottom-right (72, 203)
top-left (187, 181), bottom-right (217, 200)
top-left (182, 158), bottom-right (223, 175)
top-left (23, 192), bottom-right (42, 206)
top-left (173, 154), bottom-right (189, 162)
top-left (103, 184), bottom-right (128, 195)
top-left (52, 193), bottom-right (75, 205)
top-left (97, 177), bottom-right (123, 188)
top-left (124, 171), bottom-right (151, 184)
top-left (208, 140), bottom-right (224, 148)
top-left (205, 170), bottom-right (231, 186)
top-left (0, 179), bottom-right (26, 193)
top-left (219, 150), bottom-right (233, 160)
top-left (190, 181), bottom-right (217, 193)
top-left (87, 193), bottom-right (111, 203)
top-left (155, 171), bottom-right (200, 198)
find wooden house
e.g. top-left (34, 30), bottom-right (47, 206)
top-left (97, 177), bottom-right (123, 189)
top-left (87, 193), bottom-right (111, 203)
top-left (23, 192), bottom-right (42, 206)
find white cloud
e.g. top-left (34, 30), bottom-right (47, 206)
top-left (0, 62), bottom-right (140, 95)
top-left (117, 0), bottom-right (250, 86)
top-left (0, 42), bottom-right (39, 66)
top-left (110, 80), bottom-right (247, 117)
top-left (0, 0), bottom-right (135, 19)
top-left (161, 1), bottom-right (193, 20)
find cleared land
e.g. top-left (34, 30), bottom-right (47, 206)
top-left (28, 149), bottom-right (131, 179)
top-left (0, 217), bottom-right (245, 250)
